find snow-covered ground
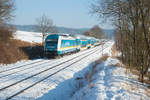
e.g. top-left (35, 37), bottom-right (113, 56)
top-left (0, 41), bottom-right (114, 100)
top-left (14, 31), bottom-right (42, 43)
top-left (70, 58), bottom-right (150, 100)
top-left (1, 30), bottom-right (149, 100)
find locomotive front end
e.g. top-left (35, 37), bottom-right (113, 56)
top-left (45, 34), bottom-right (59, 56)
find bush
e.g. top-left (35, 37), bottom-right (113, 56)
top-left (0, 25), bottom-right (15, 42)
top-left (0, 39), bottom-right (28, 64)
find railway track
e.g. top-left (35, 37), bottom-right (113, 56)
top-left (0, 60), bottom-right (45, 74)
top-left (0, 46), bottom-right (99, 90)
top-left (6, 47), bottom-right (102, 100)
top-left (0, 46), bottom-right (97, 81)
top-left (0, 44), bottom-right (109, 100)
top-left (0, 46), bottom-right (91, 75)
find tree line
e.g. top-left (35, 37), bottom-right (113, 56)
top-left (91, 0), bottom-right (150, 82)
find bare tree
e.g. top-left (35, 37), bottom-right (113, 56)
top-left (0, 0), bottom-right (14, 23)
top-left (91, 0), bottom-right (150, 82)
top-left (36, 14), bottom-right (57, 44)
top-left (0, 0), bottom-right (15, 42)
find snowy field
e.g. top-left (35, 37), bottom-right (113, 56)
top-left (14, 31), bottom-right (42, 43)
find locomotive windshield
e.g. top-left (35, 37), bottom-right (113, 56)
top-left (44, 34), bottom-right (59, 52)
top-left (46, 39), bottom-right (58, 46)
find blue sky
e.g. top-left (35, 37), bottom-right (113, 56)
top-left (13, 0), bottom-right (113, 29)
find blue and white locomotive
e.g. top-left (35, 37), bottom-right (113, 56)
top-left (44, 33), bottom-right (101, 56)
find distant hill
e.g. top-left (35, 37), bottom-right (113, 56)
top-left (14, 25), bottom-right (89, 34)
top-left (14, 25), bottom-right (114, 39)
top-left (56, 27), bottom-right (89, 34)
top-left (15, 25), bottom-right (36, 32)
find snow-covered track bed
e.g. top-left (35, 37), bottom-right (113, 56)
top-left (0, 48), bottom-right (93, 81)
top-left (0, 42), bottom-right (112, 100)
top-left (0, 43), bottom-right (102, 80)
top-left (6, 49), bottom-right (100, 100)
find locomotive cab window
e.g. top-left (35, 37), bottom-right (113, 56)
top-left (46, 39), bottom-right (58, 46)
